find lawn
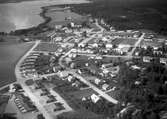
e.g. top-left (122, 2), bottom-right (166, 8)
top-left (34, 42), bottom-right (60, 52)
top-left (111, 38), bottom-right (137, 46)
top-left (0, 42), bottom-right (34, 88)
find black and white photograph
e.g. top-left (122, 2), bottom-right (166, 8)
top-left (0, 0), bottom-right (167, 119)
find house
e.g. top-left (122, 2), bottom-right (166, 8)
top-left (101, 63), bottom-right (113, 69)
top-left (102, 37), bottom-right (108, 42)
top-left (90, 94), bottom-right (100, 103)
top-left (94, 78), bottom-right (101, 85)
top-left (102, 83), bottom-right (110, 91)
top-left (92, 43), bottom-right (98, 48)
top-left (153, 50), bottom-right (162, 55)
top-left (143, 56), bottom-right (153, 63)
top-left (95, 56), bottom-right (102, 59)
top-left (106, 44), bottom-right (113, 49)
top-left (78, 43), bottom-right (85, 48)
top-left (118, 44), bottom-right (131, 49)
top-left (67, 75), bottom-right (74, 82)
top-left (82, 97), bottom-right (87, 101)
top-left (135, 81), bottom-right (141, 85)
top-left (72, 81), bottom-right (80, 87)
top-left (70, 22), bottom-right (75, 27)
top-left (131, 65), bottom-right (141, 70)
top-left (55, 25), bottom-right (62, 29)
top-left (65, 57), bottom-right (72, 64)
top-left (160, 58), bottom-right (167, 65)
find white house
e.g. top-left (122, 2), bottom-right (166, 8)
top-left (102, 84), bottom-right (109, 91)
top-left (143, 56), bottom-right (153, 63)
top-left (90, 94), bottom-right (100, 103)
top-left (67, 75), bottom-right (74, 82)
top-left (94, 78), bottom-right (101, 85)
top-left (106, 44), bottom-right (113, 49)
top-left (160, 58), bottom-right (167, 65)
top-left (92, 43), bottom-right (98, 48)
top-left (102, 37), bottom-right (108, 42)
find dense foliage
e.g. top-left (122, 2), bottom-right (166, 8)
top-left (116, 62), bottom-right (167, 119)
top-left (71, 0), bottom-right (167, 35)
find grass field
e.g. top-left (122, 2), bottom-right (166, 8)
top-left (34, 42), bottom-right (60, 52)
top-left (0, 42), bottom-right (34, 88)
top-left (111, 38), bottom-right (138, 46)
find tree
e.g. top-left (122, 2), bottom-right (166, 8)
top-left (37, 114), bottom-right (45, 119)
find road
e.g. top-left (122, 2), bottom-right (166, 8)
top-left (95, 19), bottom-right (105, 32)
top-left (128, 33), bottom-right (145, 56)
top-left (15, 41), bottom-right (53, 119)
top-left (78, 19), bottom-right (104, 46)
top-left (71, 52), bottom-right (136, 59)
top-left (63, 71), bottom-right (118, 104)
top-left (15, 40), bottom-right (73, 119)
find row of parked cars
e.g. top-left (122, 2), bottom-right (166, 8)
top-left (35, 80), bottom-right (65, 112)
top-left (20, 52), bottom-right (42, 78)
top-left (14, 94), bottom-right (37, 113)
top-left (14, 98), bottom-right (27, 113)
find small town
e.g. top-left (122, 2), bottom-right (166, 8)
top-left (1, 1), bottom-right (167, 119)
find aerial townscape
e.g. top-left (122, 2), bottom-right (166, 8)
top-left (0, 0), bottom-right (167, 119)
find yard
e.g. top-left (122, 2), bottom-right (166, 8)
top-left (34, 42), bottom-right (60, 52)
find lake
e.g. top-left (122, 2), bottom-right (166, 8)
top-left (0, 0), bottom-right (89, 33)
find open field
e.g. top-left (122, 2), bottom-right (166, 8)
top-left (0, 42), bottom-right (34, 88)
top-left (34, 42), bottom-right (60, 52)
top-left (111, 38), bottom-right (138, 46)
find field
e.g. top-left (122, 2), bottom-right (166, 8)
top-left (34, 42), bottom-right (60, 52)
top-left (111, 38), bottom-right (138, 46)
top-left (53, 81), bottom-right (102, 119)
top-left (0, 42), bottom-right (34, 88)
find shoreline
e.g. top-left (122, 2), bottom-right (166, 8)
top-left (9, 1), bottom-right (91, 35)
top-left (10, 6), bottom-right (52, 35)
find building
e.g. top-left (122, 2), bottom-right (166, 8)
top-left (94, 78), bottom-right (101, 85)
top-left (90, 94), bottom-right (100, 103)
top-left (67, 75), bottom-right (74, 82)
top-left (143, 56), bottom-right (153, 63)
top-left (160, 58), bottom-right (167, 65)
top-left (92, 43), bottom-right (98, 48)
top-left (106, 44), bottom-right (113, 49)
top-left (102, 84), bottom-right (110, 91)
top-left (101, 63), bottom-right (113, 69)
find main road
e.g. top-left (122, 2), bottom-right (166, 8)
top-left (15, 41), bottom-right (53, 119)
top-left (64, 71), bottom-right (118, 104)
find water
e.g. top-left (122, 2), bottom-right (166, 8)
top-left (0, 0), bottom-right (89, 33)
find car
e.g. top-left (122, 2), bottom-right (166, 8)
top-left (19, 107), bottom-right (25, 110)
top-left (17, 104), bottom-right (23, 108)
top-left (21, 109), bottom-right (27, 113)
